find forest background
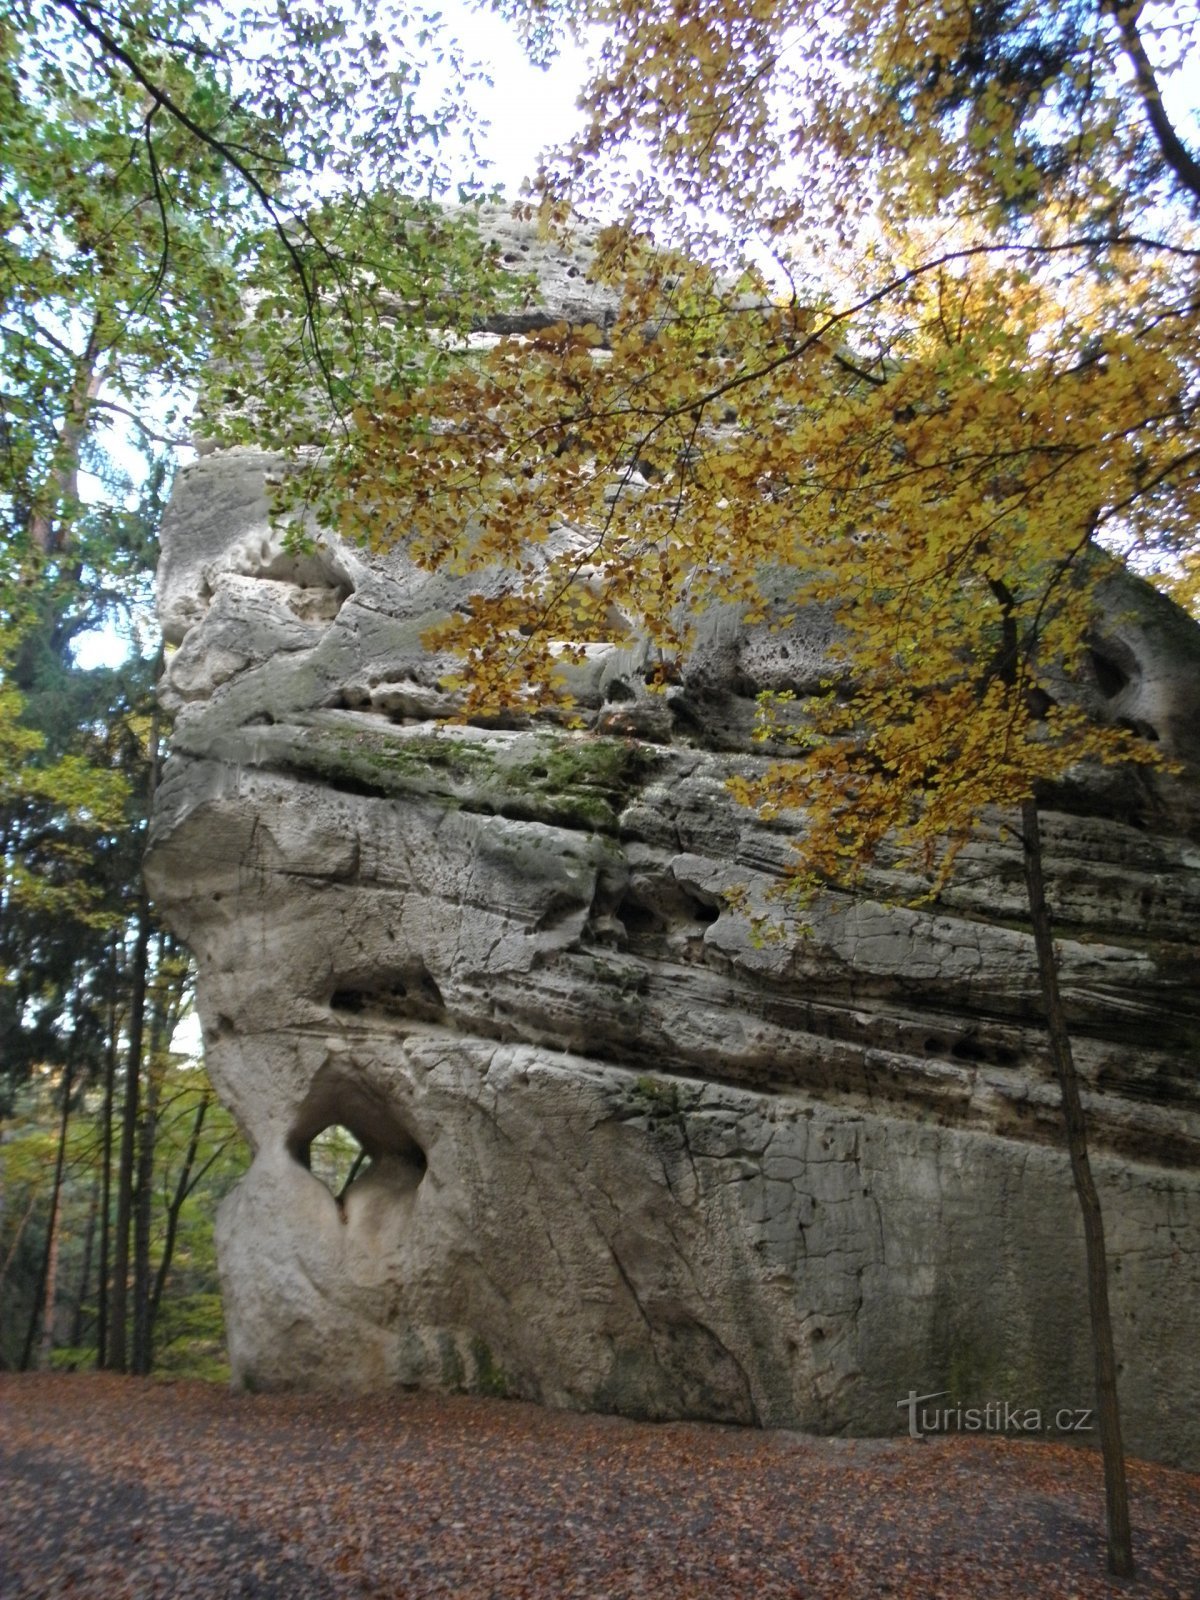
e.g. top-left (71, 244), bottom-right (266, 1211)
top-left (0, 0), bottom-right (590, 1380)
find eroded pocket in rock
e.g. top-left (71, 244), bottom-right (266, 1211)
top-left (286, 1066), bottom-right (427, 1213)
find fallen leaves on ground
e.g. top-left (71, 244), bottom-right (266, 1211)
top-left (1, 1374), bottom-right (1197, 1598)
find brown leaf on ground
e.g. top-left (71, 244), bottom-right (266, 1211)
top-left (1, 1374), bottom-right (1197, 1598)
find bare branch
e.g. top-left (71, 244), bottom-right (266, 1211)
top-left (1105, 0), bottom-right (1200, 208)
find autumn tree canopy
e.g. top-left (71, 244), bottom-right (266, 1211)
top-left (333, 9), bottom-right (1200, 1576)
top-left (337, 0), bottom-right (1199, 882)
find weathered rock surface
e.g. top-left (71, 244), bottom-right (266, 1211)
top-left (147, 213), bottom-right (1200, 1466)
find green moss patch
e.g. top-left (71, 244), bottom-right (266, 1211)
top-left (281, 720), bottom-right (654, 834)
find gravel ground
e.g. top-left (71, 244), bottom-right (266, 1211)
top-left (1, 1374), bottom-right (1197, 1598)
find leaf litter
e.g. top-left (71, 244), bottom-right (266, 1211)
top-left (1, 1374), bottom-right (1197, 1598)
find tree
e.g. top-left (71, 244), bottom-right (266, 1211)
top-left (332, 0), bottom-right (1200, 1578)
top-left (2, 0), bottom-right (520, 554)
top-left (0, 1042), bottom-right (247, 1376)
top-left (1, 0), bottom-right (518, 1375)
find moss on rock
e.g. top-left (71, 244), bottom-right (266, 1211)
top-left (280, 720), bottom-right (654, 834)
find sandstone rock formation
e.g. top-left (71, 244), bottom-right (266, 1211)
top-left (146, 213), bottom-right (1200, 1466)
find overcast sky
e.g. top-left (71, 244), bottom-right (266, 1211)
top-left (435, 3), bottom-right (593, 196)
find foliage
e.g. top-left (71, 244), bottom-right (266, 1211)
top-left (0, 1056), bottom-right (247, 1375)
top-left (0, 0), bottom-right (524, 1378)
top-left (138, 1066), bottom-right (248, 1379)
top-left (0, 622), bottom-right (147, 1112)
top-left (1, 0), bottom-right (520, 559)
top-left (343, 0), bottom-right (1200, 871)
top-left (307, 1123), bottom-right (364, 1201)
top-left (336, 1), bottom-right (1200, 1579)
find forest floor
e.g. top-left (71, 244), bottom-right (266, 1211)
top-left (1, 1374), bottom-right (1198, 1599)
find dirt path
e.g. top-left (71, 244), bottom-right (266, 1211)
top-left (1, 1374), bottom-right (1197, 1598)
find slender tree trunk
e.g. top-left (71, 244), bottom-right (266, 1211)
top-left (132, 972), bottom-right (168, 1376)
top-left (0, 1192), bottom-right (39, 1302)
top-left (70, 1182), bottom-right (100, 1349)
top-left (131, 1073), bottom-right (158, 1375)
top-left (149, 1092), bottom-right (209, 1341)
top-left (0, 814), bottom-right (14, 981)
top-left (20, 1235), bottom-right (44, 1376)
top-left (1021, 796), bottom-right (1134, 1577)
top-left (25, 322), bottom-right (108, 557)
top-left (96, 990), bottom-right (117, 1367)
top-left (37, 1182), bottom-right (64, 1370)
top-left (107, 898), bottom-right (150, 1373)
top-left (107, 684), bottom-right (162, 1373)
top-left (1106, 1), bottom-right (1200, 206)
top-left (21, 1060), bottom-right (75, 1370)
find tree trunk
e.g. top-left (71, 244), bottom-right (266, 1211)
top-left (21, 1060), bottom-right (74, 1370)
top-left (0, 1192), bottom-right (39, 1304)
top-left (25, 321), bottom-right (108, 557)
top-left (132, 970), bottom-right (168, 1376)
top-left (107, 898), bottom-right (150, 1373)
top-left (149, 1092), bottom-right (209, 1342)
top-left (1021, 796), bottom-right (1134, 1577)
top-left (96, 989), bottom-right (117, 1367)
top-left (70, 1182), bottom-right (100, 1349)
top-left (106, 685), bottom-right (162, 1373)
top-left (37, 1180), bottom-right (64, 1370)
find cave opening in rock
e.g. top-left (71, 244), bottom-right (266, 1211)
top-left (287, 1068), bottom-right (428, 1207)
top-left (300, 1125), bottom-right (369, 1203)
top-left (1089, 647), bottom-right (1131, 699)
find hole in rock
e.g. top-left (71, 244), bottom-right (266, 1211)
top-left (951, 1035), bottom-right (987, 1063)
top-left (330, 990), bottom-right (367, 1014)
top-left (614, 880), bottom-right (721, 941)
top-left (604, 678), bottom-right (635, 703)
top-left (305, 1125), bottom-right (370, 1201)
top-left (683, 893), bottom-right (721, 925)
top-left (615, 890), bottom-right (662, 937)
top-left (329, 962), bottom-right (446, 1023)
top-left (643, 661), bottom-right (683, 686)
top-left (287, 1070), bottom-right (428, 1209)
top-left (1089, 648), bottom-right (1130, 699)
top-left (668, 697), bottom-right (704, 733)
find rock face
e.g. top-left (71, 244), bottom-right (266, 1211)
top-left (147, 215), bottom-right (1200, 1466)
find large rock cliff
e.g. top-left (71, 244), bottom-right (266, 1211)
top-left (146, 214), bottom-right (1200, 1465)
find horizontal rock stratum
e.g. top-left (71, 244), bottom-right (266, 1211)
top-left (147, 213), bottom-right (1200, 1466)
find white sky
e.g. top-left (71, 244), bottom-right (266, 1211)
top-left (437, 3), bottom-right (594, 195)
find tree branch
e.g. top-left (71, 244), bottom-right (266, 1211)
top-left (1106, 0), bottom-right (1200, 207)
top-left (47, 0), bottom-right (341, 406)
top-left (89, 398), bottom-right (192, 448)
